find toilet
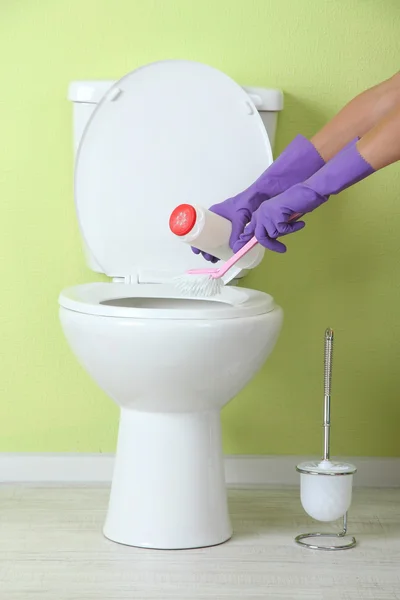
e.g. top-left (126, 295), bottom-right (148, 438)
top-left (59, 60), bottom-right (284, 550)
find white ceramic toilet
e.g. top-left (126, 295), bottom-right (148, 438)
top-left (59, 60), bottom-right (284, 550)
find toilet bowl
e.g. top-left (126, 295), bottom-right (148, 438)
top-left (59, 60), bottom-right (284, 549)
top-left (59, 283), bottom-right (282, 548)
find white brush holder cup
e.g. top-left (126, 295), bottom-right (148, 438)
top-left (295, 461), bottom-right (357, 550)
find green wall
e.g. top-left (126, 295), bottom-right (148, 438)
top-left (1, 0), bottom-right (400, 456)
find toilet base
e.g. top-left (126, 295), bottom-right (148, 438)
top-left (103, 408), bottom-right (233, 549)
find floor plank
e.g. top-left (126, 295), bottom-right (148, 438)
top-left (0, 485), bottom-right (399, 599)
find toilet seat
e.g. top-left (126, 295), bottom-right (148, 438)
top-left (59, 283), bottom-right (275, 320)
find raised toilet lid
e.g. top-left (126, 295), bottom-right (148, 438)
top-left (75, 60), bottom-right (273, 281)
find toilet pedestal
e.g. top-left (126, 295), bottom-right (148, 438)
top-left (103, 408), bottom-right (233, 549)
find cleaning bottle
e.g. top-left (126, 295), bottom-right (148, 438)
top-left (169, 203), bottom-right (265, 270)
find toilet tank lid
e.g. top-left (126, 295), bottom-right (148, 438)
top-left (68, 80), bottom-right (283, 111)
top-left (68, 81), bottom-right (114, 104)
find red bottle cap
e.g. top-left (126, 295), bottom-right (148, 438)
top-left (169, 204), bottom-right (197, 236)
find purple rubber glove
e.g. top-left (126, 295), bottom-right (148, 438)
top-left (233, 142), bottom-right (375, 254)
top-left (192, 135), bottom-right (325, 262)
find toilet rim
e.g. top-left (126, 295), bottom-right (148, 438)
top-left (58, 282), bottom-right (276, 320)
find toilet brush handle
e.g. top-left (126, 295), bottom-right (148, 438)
top-left (323, 328), bottom-right (334, 461)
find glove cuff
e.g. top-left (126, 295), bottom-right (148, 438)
top-left (306, 142), bottom-right (374, 197)
top-left (258, 135), bottom-right (325, 196)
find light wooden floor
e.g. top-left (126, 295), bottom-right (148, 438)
top-left (1, 486), bottom-right (400, 599)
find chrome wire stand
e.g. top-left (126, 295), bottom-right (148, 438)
top-left (295, 511), bottom-right (356, 551)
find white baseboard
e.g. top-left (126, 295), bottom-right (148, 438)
top-left (1, 454), bottom-right (399, 487)
top-left (224, 455), bottom-right (400, 488)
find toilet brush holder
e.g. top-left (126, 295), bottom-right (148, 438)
top-left (295, 329), bottom-right (357, 551)
top-left (295, 462), bottom-right (357, 550)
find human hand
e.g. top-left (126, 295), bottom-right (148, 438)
top-left (192, 135), bottom-right (324, 261)
top-left (233, 142), bottom-right (374, 254)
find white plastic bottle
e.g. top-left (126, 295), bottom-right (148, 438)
top-left (169, 203), bottom-right (265, 270)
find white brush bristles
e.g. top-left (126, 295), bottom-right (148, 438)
top-left (174, 274), bottom-right (224, 298)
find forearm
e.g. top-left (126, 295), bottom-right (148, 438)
top-left (357, 104), bottom-right (400, 170)
top-left (311, 72), bottom-right (400, 161)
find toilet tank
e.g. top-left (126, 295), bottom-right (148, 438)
top-left (68, 79), bottom-right (284, 273)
